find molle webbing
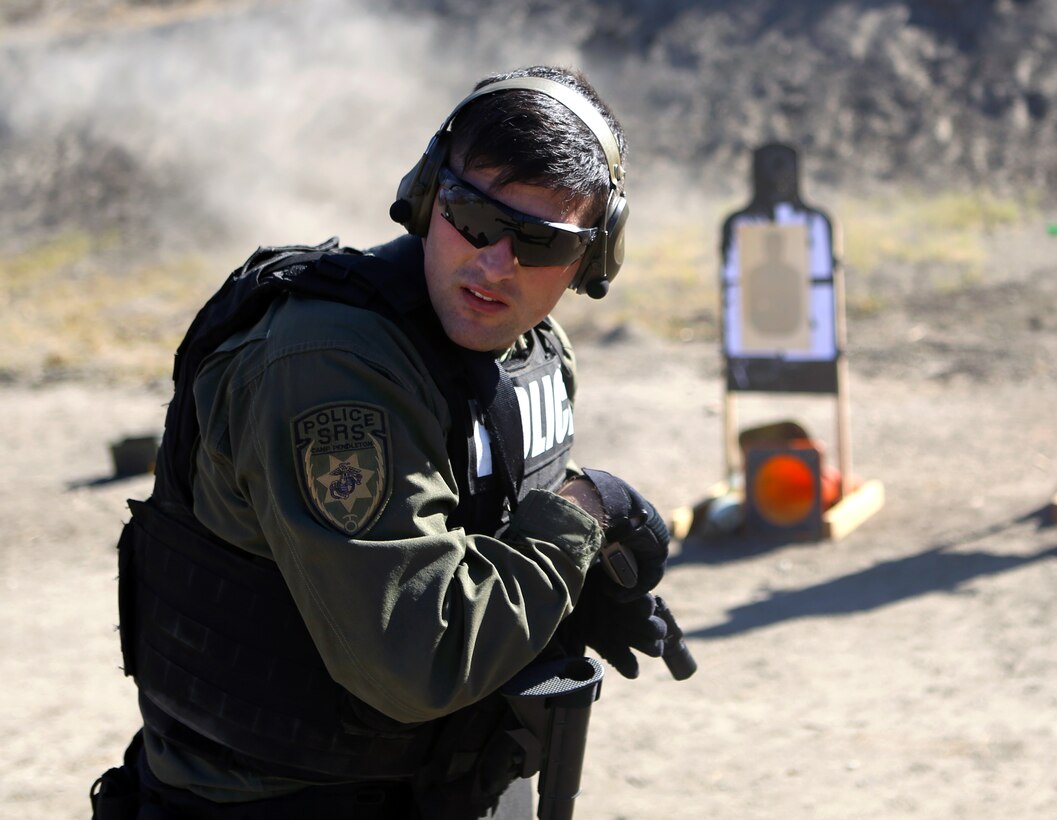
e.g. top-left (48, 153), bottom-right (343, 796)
top-left (123, 497), bottom-right (435, 779)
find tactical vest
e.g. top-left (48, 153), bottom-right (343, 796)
top-left (118, 235), bottom-right (575, 793)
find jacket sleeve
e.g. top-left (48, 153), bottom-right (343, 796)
top-left (191, 299), bottom-right (603, 723)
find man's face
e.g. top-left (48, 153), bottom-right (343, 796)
top-left (422, 162), bottom-right (593, 353)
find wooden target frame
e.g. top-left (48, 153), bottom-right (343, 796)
top-left (719, 201), bottom-right (852, 495)
top-left (710, 145), bottom-right (883, 541)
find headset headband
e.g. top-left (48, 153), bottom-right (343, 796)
top-left (444, 77), bottom-right (625, 192)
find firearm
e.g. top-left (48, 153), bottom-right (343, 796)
top-left (504, 616), bottom-right (696, 820)
top-left (503, 599), bottom-right (696, 818)
top-left (600, 542), bottom-right (698, 680)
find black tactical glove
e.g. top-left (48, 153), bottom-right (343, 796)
top-left (570, 567), bottom-right (668, 679)
top-left (581, 468), bottom-right (670, 602)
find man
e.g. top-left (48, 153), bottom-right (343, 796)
top-left (93, 65), bottom-right (676, 819)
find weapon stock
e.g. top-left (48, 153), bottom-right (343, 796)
top-left (502, 538), bottom-right (696, 817)
top-left (503, 656), bottom-right (604, 820)
top-left (503, 612), bottom-right (696, 819)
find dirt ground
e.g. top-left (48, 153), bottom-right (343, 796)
top-left (3, 1), bottom-right (1057, 817)
top-left (2, 245), bottom-right (1056, 819)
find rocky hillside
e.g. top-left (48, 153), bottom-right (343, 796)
top-left (396, 0), bottom-right (1057, 192)
top-left (1, 0), bottom-right (1054, 256)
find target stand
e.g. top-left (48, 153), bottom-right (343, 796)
top-left (673, 143), bottom-right (883, 544)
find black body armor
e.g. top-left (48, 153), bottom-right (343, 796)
top-left (117, 236), bottom-right (575, 808)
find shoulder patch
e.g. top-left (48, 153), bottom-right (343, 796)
top-left (292, 402), bottom-right (391, 537)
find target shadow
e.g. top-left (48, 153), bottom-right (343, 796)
top-left (678, 504), bottom-right (1057, 641)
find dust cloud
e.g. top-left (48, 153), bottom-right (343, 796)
top-left (0, 0), bottom-right (663, 260)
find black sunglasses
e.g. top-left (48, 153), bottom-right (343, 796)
top-left (437, 167), bottom-right (597, 267)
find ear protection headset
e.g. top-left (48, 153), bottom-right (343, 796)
top-left (389, 76), bottom-right (629, 299)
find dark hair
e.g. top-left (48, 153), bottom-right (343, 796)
top-left (449, 65), bottom-right (627, 223)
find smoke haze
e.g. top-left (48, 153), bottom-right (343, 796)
top-left (2, 0), bottom-right (1055, 265)
top-left (0, 0), bottom-right (640, 259)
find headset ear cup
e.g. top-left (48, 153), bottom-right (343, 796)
top-left (390, 131), bottom-right (450, 236)
top-left (605, 194), bottom-right (629, 282)
top-left (390, 161), bottom-right (425, 231)
top-left (575, 191), bottom-right (629, 299)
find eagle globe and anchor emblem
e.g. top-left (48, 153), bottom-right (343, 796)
top-left (328, 462), bottom-right (364, 499)
top-left (293, 403), bottom-right (391, 536)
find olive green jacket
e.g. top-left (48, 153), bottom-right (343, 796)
top-left (187, 293), bottom-right (603, 724)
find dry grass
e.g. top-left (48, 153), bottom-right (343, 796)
top-left (839, 189), bottom-right (1029, 269)
top-left (560, 186), bottom-right (1040, 339)
top-left (836, 187), bottom-right (1038, 314)
top-left (590, 220), bottom-right (721, 341)
top-left (0, 231), bottom-right (216, 383)
top-left (0, 188), bottom-right (1043, 384)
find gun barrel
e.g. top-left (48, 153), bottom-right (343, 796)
top-left (654, 596), bottom-right (698, 681)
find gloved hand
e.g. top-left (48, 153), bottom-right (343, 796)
top-left (569, 568), bottom-right (668, 679)
top-left (580, 468), bottom-right (670, 601)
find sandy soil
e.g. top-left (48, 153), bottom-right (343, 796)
top-left (2, 266), bottom-right (1056, 820)
top-left (4, 2), bottom-right (1057, 817)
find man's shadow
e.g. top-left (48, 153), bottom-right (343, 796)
top-left (67, 473), bottom-right (147, 489)
top-left (678, 504), bottom-right (1057, 641)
